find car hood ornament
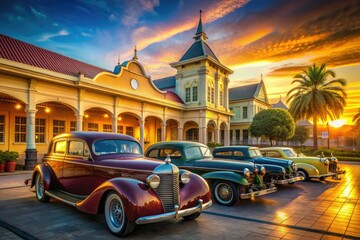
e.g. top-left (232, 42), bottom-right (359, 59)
top-left (165, 155), bottom-right (171, 164)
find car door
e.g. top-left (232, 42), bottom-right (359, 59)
top-left (61, 139), bottom-right (93, 195)
top-left (45, 139), bottom-right (66, 189)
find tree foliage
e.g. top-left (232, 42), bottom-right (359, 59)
top-left (291, 126), bottom-right (309, 146)
top-left (286, 63), bottom-right (346, 150)
top-left (249, 108), bottom-right (295, 146)
top-left (353, 108), bottom-right (360, 125)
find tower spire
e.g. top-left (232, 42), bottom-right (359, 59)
top-left (194, 10), bottom-right (208, 42)
top-left (133, 45), bottom-right (138, 61)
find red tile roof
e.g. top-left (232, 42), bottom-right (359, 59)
top-left (0, 34), bottom-right (108, 78)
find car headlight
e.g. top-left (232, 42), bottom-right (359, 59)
top-left (254, 167), bottom-right (259, 174)
top-left (260, 166), bottom-right (266, 175)
top-left (324, 159), bottom-right (329, 165)
top-left (291, 162), bottom-right (296, 171)
top-left (180, 171), bottom-right (191, 184)
top-left (243, 168), bottom-right (250, 178)
top-left (282, 168), bottom-right (286, 174)
top-left (146, 174), bottom-right (160, 189)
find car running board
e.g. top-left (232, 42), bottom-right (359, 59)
top-left (46, 190), bottom-right (83, 207)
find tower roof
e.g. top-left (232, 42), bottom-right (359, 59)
top-left (178, 10), bottom-right (218, 62)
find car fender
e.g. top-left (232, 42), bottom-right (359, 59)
top-left (201, 171), bottom-right (249, 186)
top-left (260, 164), bottom-right (285, 174)
top-left (30, 163), bottom-right (54, 190)
top-left (296, 163), bottom-right (320, 177)
top-left (75, 177), bottom-right (163, 222)
top-left (179, 170), bottom-right (211, 209)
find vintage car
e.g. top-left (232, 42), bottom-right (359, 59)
top-left (260, 147), bottom-right (344, 181)
top-left (145, 141), bottom-right (277, 206)
top-left (28, 132), bottom-right (212, 237)
top-left (213, 146), bottom-right (304, 184)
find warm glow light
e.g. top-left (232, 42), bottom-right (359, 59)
top-left (45, 107), bottom-right (51, 113)
top-left (104, 113), bottom-right (109, 118)
top-left (84, 114), bottom-right (89, 118)
top-left (329, 119), bottom-right (346, 128)
top-left (118, 116), bottom-right (122, 121)
top-left (15, 104), bottom-right (22, 110)
top-left (276, 211), bottom-right (288, 220)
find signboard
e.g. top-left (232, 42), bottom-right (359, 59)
top-left (321, 131), bottom-right (329, 139)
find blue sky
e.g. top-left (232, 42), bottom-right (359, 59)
top-left (1, 0), bottom-right (359, 122)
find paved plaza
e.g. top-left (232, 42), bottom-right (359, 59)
top-left (0, 162), bottom-right (359, 240)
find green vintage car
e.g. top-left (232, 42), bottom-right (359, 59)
top-left (260, 147), bottom-right (343, 181)
top-left (145, 141), bottom-right (277, 206)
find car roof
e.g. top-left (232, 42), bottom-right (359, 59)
top-left (147, 141), bottom-right (207, 150)
top-left (214, 146), bottom-right (258, 151)
top-left (260, 147), bottom-right (292, 150)
top-left (52, 131), bottom-right (139, 143)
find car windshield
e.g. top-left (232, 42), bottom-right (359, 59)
top-left (200, 146), bottom-right (213, 158)
top-left (93, 139), bottom-right (142, 156)
top-left (185, 146), bottom-right (212, 160)
top-left (249, 149), bottom-right (262, 158)
top-left (283, 149), bottom-right (297, 157)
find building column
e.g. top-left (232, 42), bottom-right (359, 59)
top-left (112, 116), bottom-right (118, 133)
top-left (224, 78), bottom-right (229, 109)
top-left (140, 120), bottom-right (145, 149)
top-left (215, 127), bottom-right (220, 143)
top-left (224, 129), bottom-right (230, 146)
top-left (161, 123), bottom-right (166, 141)
top-left (199, 127), bottom-right (207, 144)
top-left (215, 72), bottom-right (219, 108)
top-left (25, 108), bottom-right (37, 170)
top-left (76, 114), bottom-right (83, 131)
top-left (25, 79), bottom-right (37, 170)
top-left (178, 127), bottom-right (183, 141)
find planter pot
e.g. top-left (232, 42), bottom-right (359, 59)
top-left (5, 162), bottom-right (16, 172)
top-left (0, 163), bottom-right (4, 173)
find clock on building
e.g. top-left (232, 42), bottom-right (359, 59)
top-left (130, 78), bottom-right (139, 90)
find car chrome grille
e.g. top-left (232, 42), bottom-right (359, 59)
top-left (154, 173), bottom-right (180, 213)
top-left (329, 162), bottom-right (337, 172)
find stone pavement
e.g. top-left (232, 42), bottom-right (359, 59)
top-left (0, 162), bottom-right (359, 239)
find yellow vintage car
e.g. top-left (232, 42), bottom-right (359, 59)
top-left (260, 147), bottom-right (343, 181)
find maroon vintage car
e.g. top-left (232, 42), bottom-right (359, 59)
top-left (29, 132), bottom-right (212, 237)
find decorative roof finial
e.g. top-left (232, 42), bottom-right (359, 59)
top-left (133, 45), bottom-right (138, 61)
top-left (194, 10), bottom-right (207, 42)
top-left (117, 54), bottom-right (120, 65)
top-left (261, 74), bottom-right (263, 81)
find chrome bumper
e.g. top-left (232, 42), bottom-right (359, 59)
top-left (240, 186), bottom-right (277, 199)
top-left (274, 176), bottom-right (304, 184)
top-left (135, 199), bottom-right (212, 225)
top-left (309, 173), bottom-right (336, 178)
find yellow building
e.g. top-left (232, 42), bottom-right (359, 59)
top-left (0, 14), bottom-right (233, 169)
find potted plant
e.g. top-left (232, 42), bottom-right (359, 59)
top-left (0, 150), bottom-right (5, 173)
top-left (4, 151), bottom-right (19, 172)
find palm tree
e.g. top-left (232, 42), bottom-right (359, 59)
top-left (287, 63), bottom-right (346, 150)
top-left (353, 108), bottom-right (360, 125)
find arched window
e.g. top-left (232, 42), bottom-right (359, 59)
top-left (185, 81), bottom-right (198, 103)
top-left (207, 81), bottom-right (214, 104)
top-left (186, 128), bottom-right (198, 141)
top-left (192, 81), bottom-right (198, 102)
top-left (184, 82), bottom-right (191, 103)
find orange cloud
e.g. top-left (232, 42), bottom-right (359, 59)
top-left (127, 0), bottom-right (250, 57)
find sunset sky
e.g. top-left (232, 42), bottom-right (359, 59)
top-left (1, 0), bottom-right (359, 124)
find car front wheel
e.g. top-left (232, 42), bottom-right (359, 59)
top-left (35, 173), bottom-right (50, 202)
top-left (104, 191), bottom-right (135, 237)
top-left (212, 180), bottom-right (239, 206)
top-left (297, 169), bottom-right (309, 181)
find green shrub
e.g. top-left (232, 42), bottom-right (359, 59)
top-left (1, 151), bottom-right (19, 162)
